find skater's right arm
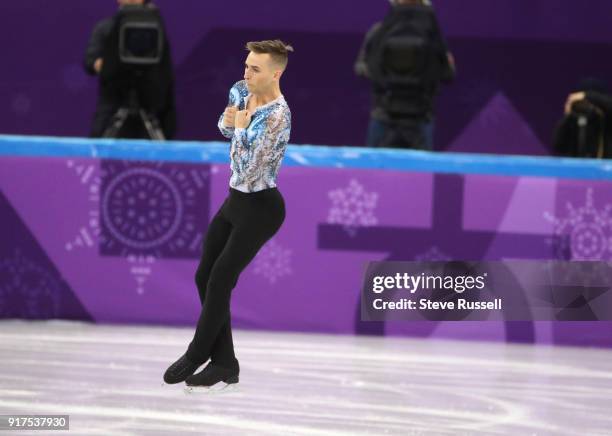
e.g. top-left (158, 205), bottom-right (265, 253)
top-left (218, 83), bottom-right (243, 138)
top-left (218, 108), bottom-right (236, 138)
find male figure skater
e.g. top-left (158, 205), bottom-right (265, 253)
top-left (163, 40), bottom-right (293, 389)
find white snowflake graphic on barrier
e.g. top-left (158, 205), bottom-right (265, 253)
top-left (327, 179), bottom-right (379, 237)
top-left (66, 160), bottom-right (162, 296)
top-left (65, 160), bottom-right (101, 251)
top-left (253, 239), bottom-right (292, 284)
top-left (544, 188), bottom-right (612, 260)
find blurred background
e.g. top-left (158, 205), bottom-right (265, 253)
top-left (2, 0), bottom-right (612, 154)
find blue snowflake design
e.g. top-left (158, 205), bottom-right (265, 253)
top-left (217, 80), bottom-right (291, 193)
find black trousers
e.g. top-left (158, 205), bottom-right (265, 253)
top-left (186, 186), bottom-right (285, 366)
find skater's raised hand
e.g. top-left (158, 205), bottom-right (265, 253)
top-left (223, 106), bottom-right (238, 128)
top-left (235, 109), bottom-right (252, 129)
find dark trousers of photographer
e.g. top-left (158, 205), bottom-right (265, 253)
top-left (367, 115), bottom-right (434, 150)
top-left (89, 102), bottom-right (150, 139)
top-left (89, 102), bottom-right (115, 138)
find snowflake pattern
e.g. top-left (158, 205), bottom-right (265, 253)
top-left (0, 249), bottom-right (62, 318)
top-left (65, 160), bottom-right (101, 251)
top-left (544, 188), bottom-right (612, 260)
top-left (66, 160), bottom-right (194, 296)
top-left (253, 239), bottom-right (292, 284)
top-left (327, 179), bottom-right (378, 237)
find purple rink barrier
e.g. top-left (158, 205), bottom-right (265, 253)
top-left (1, 135), bottom-right (612, 348)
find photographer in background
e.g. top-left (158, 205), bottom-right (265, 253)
top-left (83, 0), bottom-right (176, 139)
top-left (555, 78), bottom-right (612, 158)
top-left (355, 0), bottom-right (455, 150)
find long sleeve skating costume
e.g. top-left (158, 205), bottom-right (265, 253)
top-left (218, 80), bottom-right (291, 193)
top-left (181, 81), bottom-right (290, 380)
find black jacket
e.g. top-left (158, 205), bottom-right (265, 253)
top-left (355, 5), bottom-right (455, 121)
top-left (83, 11), bottom-right (177, 139)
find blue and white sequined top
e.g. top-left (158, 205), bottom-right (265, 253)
top-left (217, 80), bottom-right (291, 193)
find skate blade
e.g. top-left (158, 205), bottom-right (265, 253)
top-left (183, 382), bottom-right (238, 395)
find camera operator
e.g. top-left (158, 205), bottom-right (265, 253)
top-left (83, 0), bottom-right (176, 139)
top-left (554, 78), bottom-right (612, 158)
top-left (355, 0), bottom-right (455, 150)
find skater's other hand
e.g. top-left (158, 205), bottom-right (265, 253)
top-left (235, 109), bottom-right (252, 129)
top-left (223, 106), bottom-right (238, 127)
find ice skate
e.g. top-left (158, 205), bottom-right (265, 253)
top-left (162, 352), bottom-right (204, 385)
top-left (183, 360), bottom-right (240, 394)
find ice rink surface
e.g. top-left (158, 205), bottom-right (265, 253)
top-left (0, 320), bottom-right (611, 435)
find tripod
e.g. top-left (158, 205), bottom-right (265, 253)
top-left (102, 88), bottom-right (165, 140)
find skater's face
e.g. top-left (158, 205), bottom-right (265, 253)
top-left (243, 51), bottom-right (282, 95)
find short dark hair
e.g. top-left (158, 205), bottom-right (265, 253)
top-left (245, 39), bottom-right (294, 70)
